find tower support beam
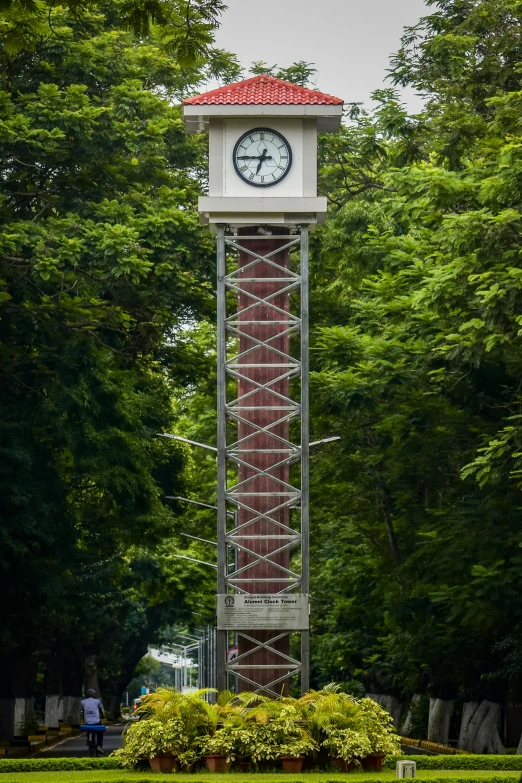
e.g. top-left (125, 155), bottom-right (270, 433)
top-left (216, 225), bottom-right (309, 695)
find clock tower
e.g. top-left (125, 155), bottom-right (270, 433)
top-left (183, 75), bottom-right (343, 696)
top-left (183, 74), bottom-right (343, 226)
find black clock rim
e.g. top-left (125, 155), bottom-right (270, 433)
top-left (232, 127), bottom-right (293, 188)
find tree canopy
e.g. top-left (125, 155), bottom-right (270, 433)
top-left (0, 0), bottom-right (224, 733)
top-left (3, 0), bottom-right (522, 754)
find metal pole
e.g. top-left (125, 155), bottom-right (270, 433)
top-left (212, 629), bottom-right (215, 690)
top-left (216, 224), bottom-right (228, 692)
top-left (207, 625), bottom-right (211, 692)
top-left (300, 226), bottom-right (310, 695)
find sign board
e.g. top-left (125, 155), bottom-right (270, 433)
top-left (217, 594), bottom-right (309, 630)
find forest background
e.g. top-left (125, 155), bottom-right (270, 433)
top-left (1, 0), bottom-right (522, 757)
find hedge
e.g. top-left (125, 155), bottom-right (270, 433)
top-left (0, 776), bottom-right (520, 783)
top-left (1, 755), bottom-right (521, 774)
top-left (384, 756), bottom-right (522, 770)
top-left (0, 758), bottom-right (122, 772)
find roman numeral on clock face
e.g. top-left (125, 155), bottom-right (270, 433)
top-left (234, 128), bottom-right (292, 187)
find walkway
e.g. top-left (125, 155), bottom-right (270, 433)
top-left (38, 725), bottom-right (124, 757)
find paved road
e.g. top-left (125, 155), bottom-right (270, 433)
top-left (38, 725), bottom-right (125, 757)
top-left (401, 744), bottom-right (438, 756)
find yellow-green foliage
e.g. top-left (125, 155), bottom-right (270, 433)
top-left (113, 685), bottom-right (400, 767)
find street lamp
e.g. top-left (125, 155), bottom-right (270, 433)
top-left (165, 640), bottom-right (200, 689)
top-left (157, 433), bottom-right (217, 453)
top-left (159, 432), bottom-right (340, 452)
top-left (165, 496), bottom-right (237, 571)
top-left (165, 496), bottom-right (236, 519)
top-left (309, 436), bottom-right (341, 448)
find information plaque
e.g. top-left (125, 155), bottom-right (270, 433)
top-left (216, 594), bottom-right (309, 631)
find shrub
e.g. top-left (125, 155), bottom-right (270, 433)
top-left (111, 685), bottom-right (400, 768)
top-left (0, 758), bottom-right (122, 772)
top-left (383, 755), bottom-right (522, 770)
top-left (322, 727), bottom-right (372, 761)
top-left (357, 697), bottom-right (402, 755)
top-left (200, 725), bottom-right (239, 762)
top-left (299, 685), bottom-right (401, 759)
top-left (114, 717), bottom-right (200, 768)
top-left (238, 701), bottom-right (318, 762)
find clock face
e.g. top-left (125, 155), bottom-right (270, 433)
top-left (233, 128), bottom-right (292, 188)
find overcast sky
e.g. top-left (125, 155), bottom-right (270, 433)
top-left (213, 0), bottom-right (429, 111)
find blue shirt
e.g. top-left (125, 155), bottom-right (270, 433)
top-left (81, 697), bottom-right (103, 724)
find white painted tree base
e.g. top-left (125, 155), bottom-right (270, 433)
top-left (428, 698), bottom-right (454, 744)
top-left (366, 693), bottom-right (403, 729)
top-left (63, 696), bottom-right (81, 725)
top-left (458, 701), bottom-right (505, 753)
top-left (44, 695), bottom-right (61, 729)
top-left (401, 693), bottom-right (421, 736)
top-left (14, 698), bottom-right (34, 735)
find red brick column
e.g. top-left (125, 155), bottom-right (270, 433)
top-left (236, 227), bottom-right (291, 694)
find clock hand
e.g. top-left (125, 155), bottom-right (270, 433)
top-left (256, 149), bottom-right (273, 174)
top-left (237, 154), bottom-right (273, 160)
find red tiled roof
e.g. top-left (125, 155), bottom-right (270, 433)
top-left (183, 75), bottom-right (343, 106)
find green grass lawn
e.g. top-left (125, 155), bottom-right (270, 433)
top-left (0, 771), bottom-right (520, 783)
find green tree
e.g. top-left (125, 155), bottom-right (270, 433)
top-left (0, 0), bottom-right (233, 736)
top-left (307, 0), bottom-right (522, 752)
top-left (1, 0), bottom-right (227, 60)
top-left (249, 60), bottom-right (317, 87)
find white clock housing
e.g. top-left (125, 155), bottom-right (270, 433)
top-left (233, 127), bottom-right (292, 188)
top-left (183, 75), bottom-right (343, 228)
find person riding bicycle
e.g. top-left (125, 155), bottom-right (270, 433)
top-left (80, 689), bottom-right (105, 753)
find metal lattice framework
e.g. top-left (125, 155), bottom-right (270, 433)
top-left (216, 225), bottom-right (309, 697)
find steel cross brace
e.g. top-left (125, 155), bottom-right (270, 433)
top-left (216, 227), bottom-right (310, 695)
top-left (226, 630), bottom-right (301, 698)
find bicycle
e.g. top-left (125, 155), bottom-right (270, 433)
top-left (80, 724), bottom-right (106, 757)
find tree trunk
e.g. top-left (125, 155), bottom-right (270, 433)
top-left (0, 699), bottom-right (15, 739)
top-left (516, 728), bottom-right (522, 754)
top-left (108, 689), bottom-right (124, 719)
top-left (83, 653), bottom-right (100, 695)
top-left (44, 695), bottom-right (61, 729)
top-left (0, 652), bottom-right (39, 738)
top-left (62, 647), bottom-right (84, 723)
top-left (14, 698), bottom-right (35, 735)
top-left (99, 635), bottom-right (149, 720)
top-left (401, 693), bottom-right (421, 736)
top-left (458, 700), bottom-right (505, 753)
top-left (367, 692), bottom-right (403, 729)
top-left (44, 655), bottom-right (62, 729)
top-left (62, 696), bottom-right (81, 725)
top-left (428, 698), bottom-right (454, 744)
